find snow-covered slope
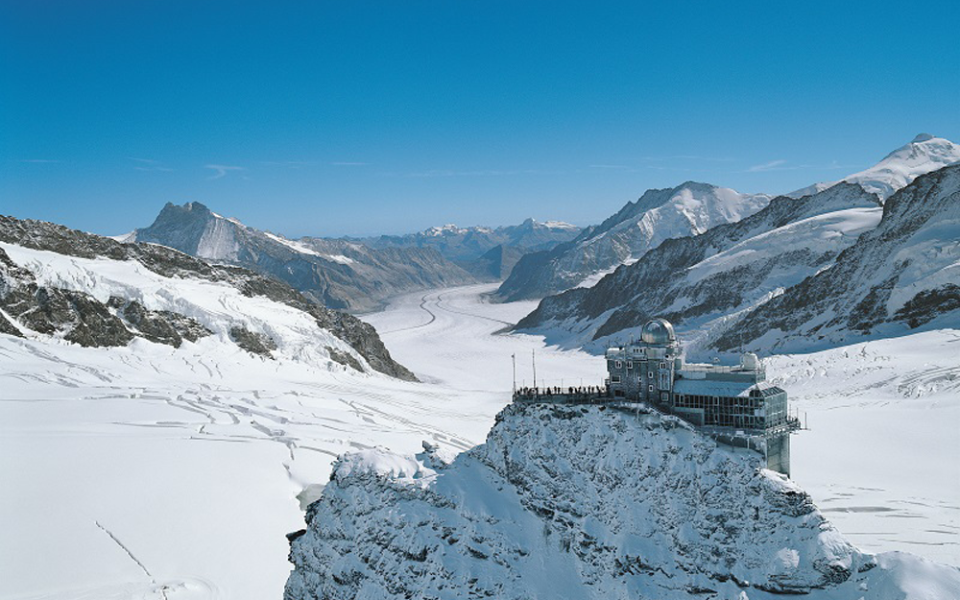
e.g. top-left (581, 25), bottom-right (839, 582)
top-left (497, 182), bottom-right (771, 301)
top-left (130, 202), bottom-right (478, 312)
top-left (789, 134), bottom-right (960, 201)
top-left (286, 402), bottom-right (960, 599)
top-left (514, 182), bottom-right (882, 354)
top-left (712, 163), bottom-right (960, 354)
top-left (0, 215), bottom-right (414, 379)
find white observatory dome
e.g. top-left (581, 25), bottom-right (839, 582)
top-left (640, 318), bottom-right (676, 345)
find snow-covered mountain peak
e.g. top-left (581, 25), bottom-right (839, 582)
top-left (424, 224), bottom-right (465, 237)
top-left (790, 134), bottom-right (960, 200)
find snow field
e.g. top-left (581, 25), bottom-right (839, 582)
top-left (2, 274), bottom-right (957, 600)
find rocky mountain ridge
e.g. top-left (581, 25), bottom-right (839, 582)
top-left (285, 402), bottom-right (960, 599)
top-left (130, 202), bottom-right (480, 312)
top-left (0, 215), bottom-right (416, 380)
top-left (712, 162), bottom-right (960, 354)
top-left (497, 182), bottom-right (772, 301)
top-left (514, 182), bottom-right (883, 355)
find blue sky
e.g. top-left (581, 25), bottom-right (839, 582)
top-left (2, 1), bottom-right (958, 237)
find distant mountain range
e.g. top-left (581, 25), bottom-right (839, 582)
top-left (358, 218), bottom-right (580, 263)
top-left (514, 143), bottom-right (960, 358)
top-left (126, 205), bottom-right (580, 312)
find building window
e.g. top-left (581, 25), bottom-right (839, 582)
top-left (612, 375), bottom-right (621, 384)
top-left (648, 384), bottom-right (654, 392)
top-left (647, 371), bottom-right (653, 379)
top-left (626, 361), bottom-right (633, 370)
top-left (660, 362), bottom-right (666, 369)
top-left (615, 360), bottom-right (622, 369)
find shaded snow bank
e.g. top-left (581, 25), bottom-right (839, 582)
top-left (286, 403), bottom-right (960, 599)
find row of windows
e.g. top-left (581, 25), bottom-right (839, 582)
top-left (611, 360), bottom-right (668, 370)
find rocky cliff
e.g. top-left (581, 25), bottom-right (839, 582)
top-left (285, 403), bottom-right (960, 599)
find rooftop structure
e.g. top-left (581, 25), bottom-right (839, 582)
top-left (514, 318), bottom-right (801, 475)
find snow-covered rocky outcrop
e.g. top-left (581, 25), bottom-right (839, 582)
top-left (789, 134), bottom-right (960, 201)
top-left (0, 215), bottom-right (416, 379)
top-left (513, 182), bottom-right (882, 355)
top-left (712, 162), bottom-right (960, 354)
top-left (497, 182), bottom-right (771, 301)
top-left (285, 403), bottom-right (960, 599)
top-left (130, 202), bottom-right (479, 312)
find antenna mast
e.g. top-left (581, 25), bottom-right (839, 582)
top-left (532, 349), bottom-right (537, 390)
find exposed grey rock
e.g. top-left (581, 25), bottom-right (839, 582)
top-left (325, 346), bottom-right (364, 373)
top-left (111, 298), bottom-right (212, 348)
top-left (230, 326), bottom-right (277, 357)
top-left (456, 244), bottom-right (527, 280)
top-left (0, 216), bottom-right (416, 380)
top-left (711, 164), bottom-right (960, 352)
top-left (0, 310), bottom-right (22, 337)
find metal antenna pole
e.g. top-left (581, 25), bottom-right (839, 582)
top-left (532, 349), bottom-right (537, 391)
top-left (512, 353), bottom-right (516, 394)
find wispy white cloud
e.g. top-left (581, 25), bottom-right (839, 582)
top-left (205, 164), bottom-right (244, 180)
top-left (130, 157), bottom-right (173, 172)
top-left (746, 159), bottom-right (789, 172)
top-left (743, 159), bottom-right (863, 174)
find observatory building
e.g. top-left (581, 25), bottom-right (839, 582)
top-left (605, 318), bottom-right (797, 475)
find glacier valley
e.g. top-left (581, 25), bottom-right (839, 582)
top-left (2, 281), bottom-right (957, 599)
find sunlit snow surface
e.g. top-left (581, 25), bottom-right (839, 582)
top-left (2, 283), bottom-right (958, 600)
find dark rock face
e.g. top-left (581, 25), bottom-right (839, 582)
top-left (712, 164), bottom-right (960, 352)
top-left (894, 284), bottom-right (960, 328)
top-left (0, 310), bottom-right (22, 337)
top-left (515, 183), bottom-right (880, 344)
top-left (111, 298), bottom-right (212, 348)
top-left (455, 244), bottom-right (528, 280)
top-left (0, 247), bottom-right (134, 347)
top-left (325, 346), bottom-right (364, 373)
top-left (230, 326), bottom-right (278, 357)
top-left (0, 216), bottom-right (416, 380)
